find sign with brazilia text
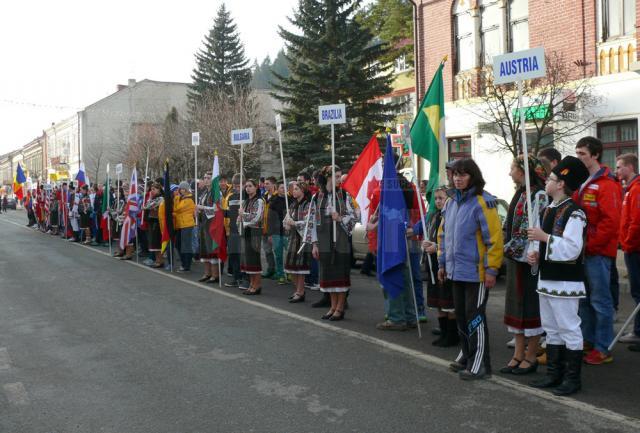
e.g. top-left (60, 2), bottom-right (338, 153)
top-left (493, 47), bottom-right (546, 85)
top-left (231, 128), bottom-right (253, 145)
top-left (318, 104), bottom-right (346, 125)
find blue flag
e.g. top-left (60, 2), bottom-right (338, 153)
top-left (16, 163), bottom-right (26, 183)
top-left (376, 135), bottom-right (408, 299)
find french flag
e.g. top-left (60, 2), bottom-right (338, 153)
top-left (76, 163), bottom-right (87, 188)
top-left (342, 135), bottom-right (383, 226)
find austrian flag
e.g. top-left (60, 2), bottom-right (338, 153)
top-left (342, 135), bottom-right (383, 226)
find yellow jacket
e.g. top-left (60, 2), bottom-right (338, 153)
top-left (173, 193), bottom-right (195, 229)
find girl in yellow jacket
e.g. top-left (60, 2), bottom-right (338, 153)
top-left (173, 182), bottom-right (196, 272)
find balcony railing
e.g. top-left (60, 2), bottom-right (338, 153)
top-left (598, 36), bottom-right (637, 76)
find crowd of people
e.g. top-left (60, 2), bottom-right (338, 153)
top-left (14, 135), bottom-right (640, 396)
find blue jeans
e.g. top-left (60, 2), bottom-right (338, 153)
top-left (580, 255), bottom-right (615, 353)
top-left (385, 265), bottom-right (416, 324)
top-left (409, 240), bottom-right (424, 309)
top-left (624, 252), bottom-right (640, 335)
top-left (306, 258), bottom-right (319, 285)
top-left (272, 234), bottom-right (286, 278)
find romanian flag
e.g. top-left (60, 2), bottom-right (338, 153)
top-left (209, 152), bottom-right (227, 262)
top-left (159, 161), bottom-right (173, 253)
top-left (13, 163), bottom-right (26, 201)
top-left (411, 63), bottom-right (445, 211)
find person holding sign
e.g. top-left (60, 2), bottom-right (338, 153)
top-left (239, 179), bottom-right (265, 295)
top-left (283, 181), bottom-right (314, 303)
top-left (310, 166), bottom-right (356, 321)
top-left (501, 155), bottom-right (548, 375)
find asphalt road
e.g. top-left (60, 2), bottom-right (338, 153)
top-left (0, 209), bottom-right (639, 433)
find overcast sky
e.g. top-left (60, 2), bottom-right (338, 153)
top-left (0, 0), bottom-right (302, 155)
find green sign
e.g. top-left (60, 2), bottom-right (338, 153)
top-left (513, 105), bottom-right (550, 121)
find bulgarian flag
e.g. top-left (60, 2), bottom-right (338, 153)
top-left (342, 134), bottom-right (383, 225)
top-left (209, 152), bottom-right (227, 262)
top-left (411, 62), bottom-right (445, 211)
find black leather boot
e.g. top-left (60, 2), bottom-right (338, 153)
top-left (552, 349), bottom-right (582, 396)
top-left (441, 318), bottom-right (460, 347)
top-left (530, 344), bottom-right (565, 388)
top-left (311, 292), bottom-right (331, 308)
top-left (432, 317), bottom-right (448, 346)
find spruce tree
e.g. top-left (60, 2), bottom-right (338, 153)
top-left (273, 0), bottom-right (394, 172)
top-left (188, 3), bottom-right (251, 108)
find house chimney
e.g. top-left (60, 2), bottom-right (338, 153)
top-left (128, 78), bottom-right (136, 87)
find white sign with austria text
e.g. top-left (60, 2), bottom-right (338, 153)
top-left (231, 128), bottom-right (253, 145)
top-left (493, 47), bottom-right (546, 85)
top-left (318, 104), bottom-right (346, 125)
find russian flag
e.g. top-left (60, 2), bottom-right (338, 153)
top-left (76, 163), bottom-right (87, 188)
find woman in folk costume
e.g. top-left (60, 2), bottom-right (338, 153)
top-left (310, 165), bottom-right (356, 321)
top-left (283, 181), bottom-right (315, 303)
top-left (422, 186), bottom-right (459, 347)
top-left (196, 172), bottom-right (221, 284)
top-left (501, 155), bottom-right (549, 376)
top-left (111, 183), bottom-right (127, 257)
top-left (143, 182), bottom-right (164, 268)
top-left (239, 179), bottom-right (265, 295)
top-left (173, 182), bottom-right (196, 272)
top-left (49, 187), bottom-right (60, 235)
top-left (68, 185), bottom-right (81, 242)
top-left (78, 184), bottom-right (93, 244)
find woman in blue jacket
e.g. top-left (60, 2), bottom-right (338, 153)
top-left (438, 158), bottom-right (504, 380)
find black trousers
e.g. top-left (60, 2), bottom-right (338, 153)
top-left (452, 281), bottom-right (491, 374)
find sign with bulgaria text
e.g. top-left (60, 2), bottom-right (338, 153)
top-left (231, 128), bottom-right (253, 145)
top-left (318, 104), bottom-right (346, 125)
top-left (493, 47), bottom-right (546, 85)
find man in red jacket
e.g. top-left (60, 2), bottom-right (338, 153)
top-left (575, 136), bottom-right (622, 364)
top-left (615, 153), bottom-right (640, 350)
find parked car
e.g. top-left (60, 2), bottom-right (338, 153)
top-left (5, 197), bottom-right (17, 210)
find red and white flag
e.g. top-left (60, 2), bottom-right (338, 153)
top-left (342, 135), bottom-right (383, 226)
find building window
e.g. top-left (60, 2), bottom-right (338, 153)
top-left (480, 1), bottom-right (502, 65)
top-left (448, 136), bottom-right (472, 160)
top-left (602, 0), bottom-right (636, 40)
top-left (455, 10), bottom-right (475, 72)
top-left (508, 0), bottom-right (529, 52)
top-left (394, 55), bottom-right (409, 74)
top-left (598, 120), bottom-right (638, 168)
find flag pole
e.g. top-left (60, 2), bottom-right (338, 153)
top-left (141, 149), bottom-right (150, 225)
top-left (403, 126), bottom-right (435, 285)
top-left (517, 80), bottom-right (538, 275)
top-left (107, 164), bottom-right (112, 257)
top-left (239, 142), bottom-right (244, 235)
top-left (405, 237), bottom-right (422, 339)
top-left (331, 123), bottom-right (337, 243)
top-left (276, 114), bottom-right (289, 215)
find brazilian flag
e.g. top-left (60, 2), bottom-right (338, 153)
top-left (410, 63), bottom-right (445, 211)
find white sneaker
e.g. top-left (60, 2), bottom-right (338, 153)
top-left (618, 332), bottom-right (640, 344)
top-left (506, 337), bottom-right (516, 348)
top-left (309, 284), bottom-right (321, 291)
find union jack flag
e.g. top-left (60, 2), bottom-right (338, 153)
top-left (119, 167), bottom-right (139, 250)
